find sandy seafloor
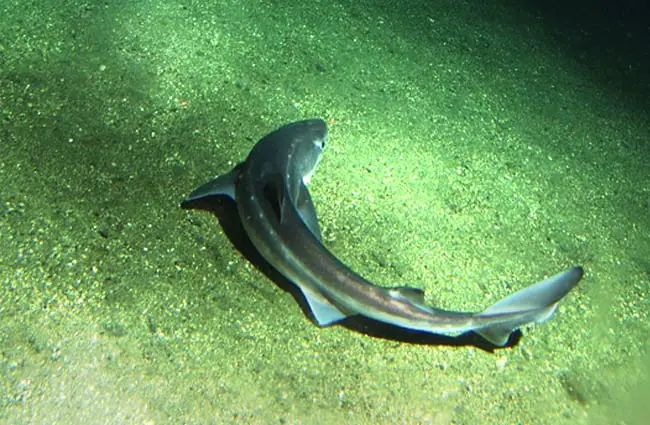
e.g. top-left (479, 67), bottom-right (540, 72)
top-left (1, 0), bottom-right (649, 424)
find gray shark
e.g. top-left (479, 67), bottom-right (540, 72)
top-left (183, 119), bottom-right (583, 346)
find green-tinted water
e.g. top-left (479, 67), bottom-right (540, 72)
top-left (1, 1), bottom-right (648, 423)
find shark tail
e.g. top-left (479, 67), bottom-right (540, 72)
top-left (473, 266), bottom-right (584, 346)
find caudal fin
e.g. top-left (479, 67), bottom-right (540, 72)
top-left (474, 266), bottom-right (584, 346)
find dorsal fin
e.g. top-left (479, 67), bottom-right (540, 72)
top-left (388, 287), bottom-right (426, 305)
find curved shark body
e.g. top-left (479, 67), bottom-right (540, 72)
top-left (183, 119), bottom-right (583, 346)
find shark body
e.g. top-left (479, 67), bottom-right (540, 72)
top-left (183, 119), bottom-right (583, 346)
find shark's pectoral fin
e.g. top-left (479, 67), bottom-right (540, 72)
top-left (299, 284), bottom-right (350, 326)
top-left (473, 266), bottom-right (584, 346)
top-left (276, 182), bottom-right (322, 240)
top-left (295, 182), bottom-right (322, 240)
top-left (183, 163), bottom-right (243, 202)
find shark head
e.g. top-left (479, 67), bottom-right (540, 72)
top-left (286, 119), bottom-right (328, 185)
top-left (244, 119), bottom-right (328, 186)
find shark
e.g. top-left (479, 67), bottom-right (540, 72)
top-left (182, 119), bottom-right (583, 346)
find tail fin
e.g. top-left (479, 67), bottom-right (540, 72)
top-left (474, 267), bottom-right (584, 346)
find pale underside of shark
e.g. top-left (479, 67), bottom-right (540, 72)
top-left (182, 119), bottom-right (583, 346)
